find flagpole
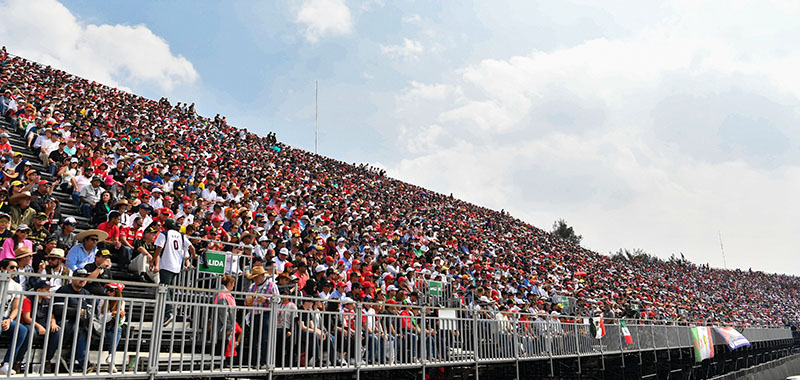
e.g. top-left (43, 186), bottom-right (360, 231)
top-left (718, 231), bottom-right (727, 269)
top-left (315, 80), bottom-right (318, 155)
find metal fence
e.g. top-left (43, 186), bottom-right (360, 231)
top-left (0, 271), bottom-right (792, 378)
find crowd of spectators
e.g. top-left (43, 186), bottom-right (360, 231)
top-left (0, 47), bottom-right (797, 372)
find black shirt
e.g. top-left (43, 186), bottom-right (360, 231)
top-left (83, 262), bottom-right (113, 296)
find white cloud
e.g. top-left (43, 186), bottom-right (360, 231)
top-left (384, 1), bottom-right (800, 275)
top-left (0, 0), bottom-right (197, 92)
top-left (380, 38), bottom-right (424, 60)
top-left (402, 14), bottom-right (422, 24)
top-left (295, 0), bottom-right (353, 43)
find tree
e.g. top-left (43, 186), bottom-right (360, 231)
top-left (552, 219), bottom-right (582, 246)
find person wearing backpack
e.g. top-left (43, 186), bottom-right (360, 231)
top-left (150, 218), bottom-right (195, 327)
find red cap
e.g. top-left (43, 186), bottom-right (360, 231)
top-left (324, 256), bottom-right (335, 263)
top-left (398, 277), bottom-right (407, 282)
top-left (386, 299), bottom-right (398, 305)
top-left (336, 281), bottom-right (346, 287)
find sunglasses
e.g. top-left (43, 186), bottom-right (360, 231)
top-left (7, 266), bottom-right (18, 270)
top-left (87, 237), bottom-right (99, 242)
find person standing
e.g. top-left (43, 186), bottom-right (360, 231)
top-left (150, 218), bottom-right (194, 327)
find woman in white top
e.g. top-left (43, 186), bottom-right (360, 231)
top-left (97, 283), bottom-right (126, 372)
top-left (57, 158), bottom-right (80, 193)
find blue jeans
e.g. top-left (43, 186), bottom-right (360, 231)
top-left (62, 322), bottom-right (89, 365)
top-left (104, 325), bottom-right (122, 358)
top-left (80, 203), bottom-right (92, 218)
top-left (1, 318), bottom-right (28, 364)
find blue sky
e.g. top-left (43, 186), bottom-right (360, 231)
top-left (2, 0), bottom-right (799, 275)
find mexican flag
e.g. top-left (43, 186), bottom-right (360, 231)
top-left (691, 326), bottom-right (715, 362)
top-left (589, 317), bottom-right (605, 339)
top-left (620, 321), bottom-right (634, 344)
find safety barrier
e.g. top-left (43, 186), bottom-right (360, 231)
top-left (0, 271), bottom-right (792, 378)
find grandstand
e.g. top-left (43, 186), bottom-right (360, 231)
top-left (0, 48), bottom-right (796, 379)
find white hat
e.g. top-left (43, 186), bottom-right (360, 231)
top-left (258, 235), bottom-right (269, 242)
top-left (279, 247), bottom-right (289, 255)
top-left (315, 265), bottom-right (327, 273)
top-left (387, 285), bottom-right (398, 291)
top-left (341, 297), bottom-right (355, 304)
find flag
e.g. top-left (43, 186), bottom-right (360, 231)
top-left (713, 327), bottom-right (750, 351)
top-left (620, 321), bottom-right (633, 344)
top-left (589, 317), bottom-right (606, 339)
top-left (691, 326), bottom-right (715, 362)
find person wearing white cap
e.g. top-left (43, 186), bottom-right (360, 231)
top-left (273, 247), bottom-right (289, 273)
top-left (253, 235), bottom-right (270, 260)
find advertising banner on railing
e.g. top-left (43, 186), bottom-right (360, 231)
top-left (714, 327), bottom-right (751, 350)
top-left (691, 326), bottom-right (715, 362)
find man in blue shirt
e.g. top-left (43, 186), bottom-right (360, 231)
top-left (65, 229), bottom-right (107, 271)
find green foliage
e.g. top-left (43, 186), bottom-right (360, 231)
top-left (552, 219), bottom-right (583, 246)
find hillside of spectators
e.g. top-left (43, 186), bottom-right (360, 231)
top-left (0, 47), bottom-right (797, 331)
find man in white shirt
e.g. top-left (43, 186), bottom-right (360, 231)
top-left (150, 219), bottom-right (195, 326)
top-left (272, 248), bottom-right (289, 273)
top-left (38, 132), bottom-right (60, 165)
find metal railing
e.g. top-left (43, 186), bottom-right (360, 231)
top-left (0, 271), bottom-right (792, 378)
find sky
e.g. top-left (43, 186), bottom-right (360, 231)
top-left (1, 0), bottom-right (798, 275)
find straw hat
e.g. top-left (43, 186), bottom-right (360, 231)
top-left (75, 229), bottom-right (109, 242)
top-left (14, 246), bottom-right (33, 259)
top-left (9, 191), bottom-right (37, 205)
top-left (246, 266), bottom-right (268, 279)
top-left (46, 248), bottom-right (66, 260)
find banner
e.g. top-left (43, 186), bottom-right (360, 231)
top-left (589, 317), bottom-right (605, 339)
top-left (620, 321), bottom-right (633, 344)
top-left (199, 251), bottom-right (226, 274)
top-left (691, 326), bottom-right (715, 362)
top-left (714, 327), bottom-right (751, 350)
top-left (428, 281), bottom-right (443, 296)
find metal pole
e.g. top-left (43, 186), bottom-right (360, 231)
top-left (473, 310), bottom-right (479, 380)
top-left (718, 231), bottom-right (728, 269)
top-left (420, 307), bottom-right (427, 380)
top-left (315, 80), bottom-right (318, 154)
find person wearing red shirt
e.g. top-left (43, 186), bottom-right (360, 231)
top-left (97, 210), bottom-right (133, 268)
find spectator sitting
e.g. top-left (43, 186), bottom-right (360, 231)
top-left (83, 249), bottom-right (113, 296)
top-left (52, 216), bottom-right (76, 250)
top-left (5, 191), bottom-right (36, 230)
top-left (97, 210), bottom-right (132, 268)
top-left (97, 283), bottom-right (125, 372)
top-left (13, 246), bottom-right (34, 290)
top-left (65, 229), bottom-right (107, 271)
top-left (77, 175), bottom-right (103, 218)
top-left (17, 278), bottom-right (56, 373)
top-left (51, 268), bottom-right (93, 372)
top-left (0, 258), bottom-right (28, 375)
top-left (91, 191), bottom-right (113, 226)
top-left (129, 225), bottom-right (160, 283)
top-left (0, 213), bottom-right (11, 240)
top-left (0, 224), bottom-right (31, 261)
top-left (40, 248), bottom-right (71, 289)
top-left (27, 212), bottom-right (50, 255)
